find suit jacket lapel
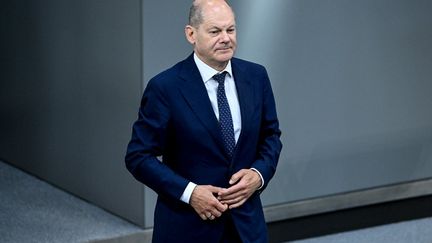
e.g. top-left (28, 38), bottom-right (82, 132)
top-left (232, 59), bottom-right (255, 152)
top-left (177, 54), bottom-right (227, 157)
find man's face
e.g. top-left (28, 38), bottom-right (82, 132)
top-left (186, 4), bottom-right (237, 70)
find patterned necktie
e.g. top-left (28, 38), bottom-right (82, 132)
top-left (213, 71), bottom-right (236, 158)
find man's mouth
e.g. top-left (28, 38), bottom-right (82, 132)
top-left (217, 47), bottom-right (231, 51)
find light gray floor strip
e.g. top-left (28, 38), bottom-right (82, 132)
top-left (0, 161), bottom-right (146, 243)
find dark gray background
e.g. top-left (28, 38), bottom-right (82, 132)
top-left (1, 0), bottom-right (145, 226)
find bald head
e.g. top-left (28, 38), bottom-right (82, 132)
top-left (189, 0), bottom-right (233, 28)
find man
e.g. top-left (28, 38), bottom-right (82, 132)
top-left (125, 0), bottom-right (282, 242)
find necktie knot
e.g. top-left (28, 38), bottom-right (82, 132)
top-left (213, 71), bottom-right (227, 85)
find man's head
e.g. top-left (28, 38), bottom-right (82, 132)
top-left (185, 0), bottom-right (236, 71)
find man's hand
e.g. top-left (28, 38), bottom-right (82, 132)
top-left (217, 169), bottom-right (262, 209)
top-left (190, 185), bottom-right (228, 220)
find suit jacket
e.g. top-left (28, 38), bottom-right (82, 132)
top-left (126, 53), bottom-right (282, 243)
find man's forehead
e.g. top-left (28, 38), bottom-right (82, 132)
top-left (201, 10), bottom-right (235, 27)
top-left (202, 21), bottom-right (235, 29)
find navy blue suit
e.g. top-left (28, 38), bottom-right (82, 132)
top-left (126, 53), bottom-right (282, 242)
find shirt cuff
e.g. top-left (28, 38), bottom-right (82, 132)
top-left (251, 168), bottom-right (264, 190)
top-left (180, 182), bottom-right (197, 204)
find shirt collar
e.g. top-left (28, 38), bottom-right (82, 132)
top-left (194, 53), bottom-right (232, 84)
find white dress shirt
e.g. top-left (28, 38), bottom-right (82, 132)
top-left (180, 54), bottom-right (263, 204)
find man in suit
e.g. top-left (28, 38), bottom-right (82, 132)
top-left (125, 0), bottom-right (282, 242)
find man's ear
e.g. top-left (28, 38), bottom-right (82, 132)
top-left (185, 25), bottom-right (196, 45)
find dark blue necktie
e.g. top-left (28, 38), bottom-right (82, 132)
top-left (213, 71), bottom-right (236, 158)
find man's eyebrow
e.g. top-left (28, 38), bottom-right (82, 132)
top-left (207, 24), bottom-right (235, 30)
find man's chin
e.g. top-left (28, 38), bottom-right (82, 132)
top-left (215, 51), bottom-right (234, 62)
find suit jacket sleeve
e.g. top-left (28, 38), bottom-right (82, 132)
top-left (251, 66), bottom-right (283, 191)
top-left (125, 78), bottom-right (189, 201)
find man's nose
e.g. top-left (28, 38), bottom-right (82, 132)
top-left (220, 31), bottom-right (230, 43)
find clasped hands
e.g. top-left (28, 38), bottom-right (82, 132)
top-left (190, 169), bottom-right (262, 221)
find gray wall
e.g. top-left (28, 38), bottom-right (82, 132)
top-left (0, 0), bottom-right (145, 226)
top-left (232, 0), bottom-right (432, 205)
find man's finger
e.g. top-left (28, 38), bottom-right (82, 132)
top-left (218, 181), bottom-right (244, 198)
top-left (220, 197), bottom-right (242, 205)
top-left (229, 170), bottom-right (246, 185)
top-left (219, 189), bottom-right (247, 204)
top-left (218, 187), bottom-right (244, 201)
top-left (207, 185), bottom-right (224, 194)
top-left (211, 209), bottom-right (222, 218)
top-left (214, 201), bottom-right (228, 212)
top-left (228, 198), bottom-right (247, 209)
